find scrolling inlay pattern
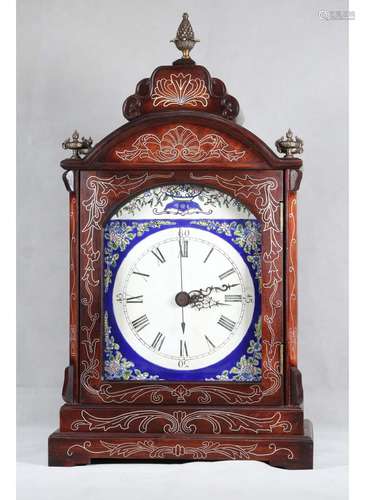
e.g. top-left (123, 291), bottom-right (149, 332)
top-left (67, 440), bottom-right (294, 460)
top-left (80, 173), bottom-right (174, 397)
top-left (189, 173), bottom-right (283, 398)
top-left (70, 195), bottom-right (77, 357)
top-left (81, 174), bottom-right (282, 405)
top-left (71, 409), bottom-right (292, 434)
top-left (151, 73), bottom-right (209, 107)
top-left (288, 197), bottom-right (297, 365)
top-left (115, 126), bottom-right (246, 163)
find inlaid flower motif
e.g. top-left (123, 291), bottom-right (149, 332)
top-left (151, 73), bottom-right (209, 107)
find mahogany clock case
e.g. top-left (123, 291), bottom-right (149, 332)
top-left (48, 46), bottom-right (313, 468)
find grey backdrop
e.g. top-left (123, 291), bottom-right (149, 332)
top-left (17, 0), bottom-right (348, 490)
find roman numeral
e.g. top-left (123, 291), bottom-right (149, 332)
top-left (217, 315), bottom-right (236, 332)
top-left (204, 335), bottom-right (215, 350)
top-left (219, 268), bottom-right (235, 280)
top-left (179, 229), bottom-right (189, 258)
top-left (133, 271), bottom-right (150, 278)
top-left (151, 332), bottom-right (165, 351)
top-left (131, 314), bottom-right (149, 332)
top-left (126, 295), bottom-right (144, 304)
top-left (225, 295), bottom-right (242, 303)
top-left (203, 247), bottom-right (214, 263)
top-left (180, 240), bottom-right (188, 258)
top-left (180, 340), bottom-right (189, 357)
top-left (151, 247), bottom-right (166, 264)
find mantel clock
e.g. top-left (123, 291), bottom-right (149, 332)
top-left (49, 14), bottom-right (313, 468)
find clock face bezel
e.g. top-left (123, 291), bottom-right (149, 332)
top-left (101, 183), bottom-right (262, 383)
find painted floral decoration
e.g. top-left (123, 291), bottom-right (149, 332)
top-left (104, 220), bottom-right (176, 292)
top-left (207, 317), bottom-right (262, 382)
top-left (104, 312), bottom-right (161, 381)
top-left (114, 185), bottom-right (254, 219)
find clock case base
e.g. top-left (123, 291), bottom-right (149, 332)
top-left (49, 401), bottom-right (313, 469)
top-left (49, 419), bottom-right (313, 469)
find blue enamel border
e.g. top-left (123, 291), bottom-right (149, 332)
top-left (103, 219), bottom-right (261, 382)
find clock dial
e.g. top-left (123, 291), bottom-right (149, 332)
top-left (103, 184), bottom-right (262, 382)
top-left (112, 227), bottom-right (255, 370)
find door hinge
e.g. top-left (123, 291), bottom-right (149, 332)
top-left (279, 201), bottom-right (284, 232)
top-left (280, 343), bottom-right (284, 375)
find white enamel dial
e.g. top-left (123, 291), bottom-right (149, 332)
top-left (112, 226), bottom-right (255, 371)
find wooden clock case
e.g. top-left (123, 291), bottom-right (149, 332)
top-left (48, 56), bottom-right (313, 469)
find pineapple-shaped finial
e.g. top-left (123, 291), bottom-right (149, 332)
top-left (171, 13), bottom-right (199, 60)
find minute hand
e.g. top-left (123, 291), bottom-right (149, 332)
top-left (178, 229), bottom-right (186, 334)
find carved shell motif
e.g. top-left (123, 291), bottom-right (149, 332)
top-left (152, 73), bottom-right (209, 107)
top-left (115, 126), bottom-right (246, 163)
top-left (160, 126), bottom-right (200, 158)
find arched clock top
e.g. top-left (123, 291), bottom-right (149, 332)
top-left (61, 113), bottom-right (303, 172)
top-left (60, 13), bottom-right (303, 175)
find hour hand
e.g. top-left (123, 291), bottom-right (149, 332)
top-left (190, 297), bottom-right (231, 310)
top-left (189, 283), bottom-right (240, 301)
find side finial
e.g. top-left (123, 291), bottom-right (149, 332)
top-left (275, 129), bottom-right (304, 158)
top-left (62, 130), bottom-right (93, 160)
top-left (171, 13), bottom-right (199, 62)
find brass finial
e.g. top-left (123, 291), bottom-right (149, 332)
top-left (62, 130), bottom-right (93, 160)
top-left (275, 129), bottom-right (304, 158)
top-left (171, 13), bottom-right (199, 60)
